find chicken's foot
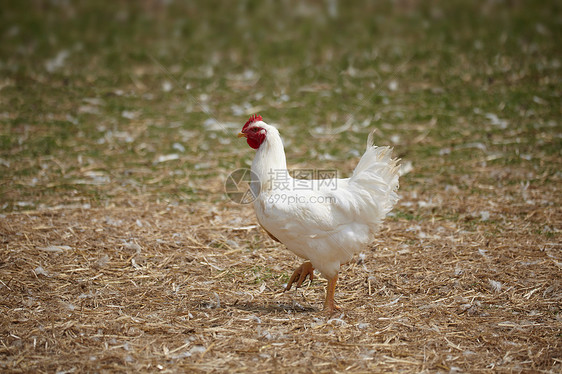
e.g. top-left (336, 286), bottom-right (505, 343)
top-left (285, 261), bottom-right (314, 291)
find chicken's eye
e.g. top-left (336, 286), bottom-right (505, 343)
top-left (252, 128), bottom-right (259, 132)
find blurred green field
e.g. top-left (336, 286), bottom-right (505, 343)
top-left (1, 0), bottom-right (560, 211)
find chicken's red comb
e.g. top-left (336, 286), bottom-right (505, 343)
top-left (242, 114), bottom-right (263, 131)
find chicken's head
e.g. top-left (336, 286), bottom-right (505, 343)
top-left (238, 114), bottom-right (267, 149)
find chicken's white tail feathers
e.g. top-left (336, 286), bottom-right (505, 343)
top-left (363, 129), bottom-right (400, 182)
top-left (366, 128), bottom-right (377, 151)
top-left (349, 134), bottom-right (400, 230)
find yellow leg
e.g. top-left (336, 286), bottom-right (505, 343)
top-left (324, 273), bottom-right (341, 313)
top-left (285, 262), bottom-right (314, 291)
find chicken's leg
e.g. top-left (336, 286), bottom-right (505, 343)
top-left (324, 273), bottom-right (340, 313)
top-left (285, 261), bottom-right (314, 291)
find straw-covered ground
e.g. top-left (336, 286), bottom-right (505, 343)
top-left (1, 190), bottom-right (561, 372)
top-left (1, 1), bottom-right (561, 372)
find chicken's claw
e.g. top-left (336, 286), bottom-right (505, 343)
top-left (285, 262), bottom-right (314, 291)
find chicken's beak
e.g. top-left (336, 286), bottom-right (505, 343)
top-left (237, 132), bottom-right (247, 138)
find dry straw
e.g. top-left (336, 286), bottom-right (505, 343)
top-left (0, 189), bottom-right (560, 372)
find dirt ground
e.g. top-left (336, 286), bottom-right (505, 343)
top-left (1, 181), bottom-right (560, 373)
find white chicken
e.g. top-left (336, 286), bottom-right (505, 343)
top-left (237, 114), bottom-right (400, 312)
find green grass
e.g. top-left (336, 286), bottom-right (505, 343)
top-left (0, 1), bottom-right (560, 211)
